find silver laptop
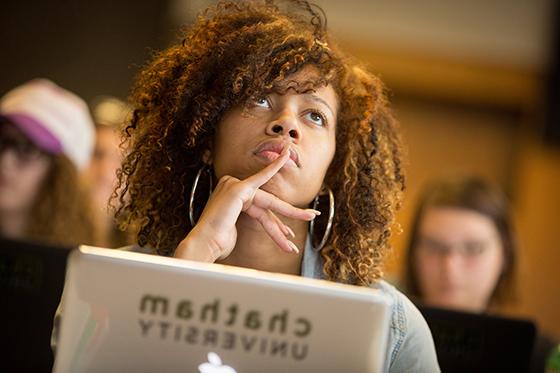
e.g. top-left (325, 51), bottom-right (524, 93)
top-left (53, 246), bottom-right (392, 373)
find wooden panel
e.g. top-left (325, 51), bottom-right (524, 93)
top-left (513, 138), bottom-right (560, 336)
top-left (385, 98), bottom-right (518, 277)
top-left (343, 42), bottom-right (542, 110)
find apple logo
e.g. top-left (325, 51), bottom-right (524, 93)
top-left (198, 352), bottom-right (237, 373)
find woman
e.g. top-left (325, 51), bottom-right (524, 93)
top-left (403, 176), bottom-right (559, 372)
top-left (0, 79), bottom-right (98, 247)
top-left (113, 1), bottom-right (439, 370)
top-left (403, 176), bottom-right (517, 312)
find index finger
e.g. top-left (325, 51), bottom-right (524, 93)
top-left (244, 145), bottom-right (290, 188)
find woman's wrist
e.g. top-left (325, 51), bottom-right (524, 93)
top-left (174, 227), bottom-right (221, 263)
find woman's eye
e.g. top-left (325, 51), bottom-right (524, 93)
top-left (305, 111), bottom-right (326, 126)
top-left (464, 242), bottom-right (486, 256)
top-left (255, 97), bottom-right (270, 108)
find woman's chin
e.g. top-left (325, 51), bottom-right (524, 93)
top-left (260, 180), bottom-right (293, 201)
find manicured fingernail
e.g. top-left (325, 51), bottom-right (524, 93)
top-left (288, 241), bottom-right (300, 254)
top-left (285, 226), bottom-right (295, 238)
top-left (306, 209), bottom-right (321, 215)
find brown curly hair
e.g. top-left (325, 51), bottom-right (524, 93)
top-left (27, 155), bottom-right (100, 247)
top-left (114, 0), bottom-right (405, 286)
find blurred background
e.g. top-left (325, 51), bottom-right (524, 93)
top-left (1, 0), bottom-right (558, 338)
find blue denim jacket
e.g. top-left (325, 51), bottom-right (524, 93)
top-left (301, 240), bottom-right (440, 373)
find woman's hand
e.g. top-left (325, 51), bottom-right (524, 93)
top-left (174, 146), bottom-right (319, 262)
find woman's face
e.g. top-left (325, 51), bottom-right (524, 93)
top-left (211, 66), bottom-right (338, 207)
top-left (0, 123), bottom-right (52, 214)
top-left (414, 207), bottom-right (505, 312)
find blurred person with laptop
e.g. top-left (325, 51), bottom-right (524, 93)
top-left (0, 79), bottom-right (98, 247)
top-left (403, 176), bottom-right (556, 372)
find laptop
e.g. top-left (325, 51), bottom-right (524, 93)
top-left (0, 238), bottom-right (72, 372)
top-left (54, 246), bottom-right (393, 373)
top-left (418, 305), bottom-right (536, 373)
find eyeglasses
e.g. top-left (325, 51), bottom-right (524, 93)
top-left (417, 236), bottom-right (496, 258)
top-left (0, 133), bottom-right (47, 164)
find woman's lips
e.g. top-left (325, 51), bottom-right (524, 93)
top-left (256, 150), bottom-right (297, 167)
top-left (254, 140), bottom-right (300, 167)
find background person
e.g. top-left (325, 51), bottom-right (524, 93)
top-left (403, 176), bottom-right (517, 312)
top-left (403, 175), bottom-right (556, 372)
top-left (0, 78), bottom-right (98, 247)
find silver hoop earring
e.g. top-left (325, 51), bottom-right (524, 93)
top-left (309, 185), bottom-right (335, 252)
top-left (189, 164), bottom-right (213, 227)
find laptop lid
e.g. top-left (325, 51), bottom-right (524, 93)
top-left (418, 305), bottom-right (536, 373)
top-left (54, 246), bottom-right (392, 373)
top-left (0, 238), bottom-right (72, 372)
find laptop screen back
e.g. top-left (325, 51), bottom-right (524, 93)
top-left (54, 246), bottom-right (392, 373)
top-left (418, 305), bottom-right (536, 373)
top-left (0, 238), bottom-right (72, 372)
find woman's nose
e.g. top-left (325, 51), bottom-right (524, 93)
top-left (439, 250), bottom-right (464, 272)
top-left (265, 110), bottom-right (300, 140)
top-left (0, 148), bottom-right (19, 170)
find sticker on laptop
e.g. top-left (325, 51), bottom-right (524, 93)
top-left (199, 352), bottom-right (237, 373)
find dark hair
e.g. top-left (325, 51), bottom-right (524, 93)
top-left (114, 0), bottom-right (405, 286)
top-left (404, 176), bottom-right (518, 306)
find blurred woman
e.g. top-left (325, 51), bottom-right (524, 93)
top-left (0, 79), bottom-right (98, 246)
top-left (403, 176), bottom-right (559, 372)
top-left (404, 176), bottom-right (517, 312)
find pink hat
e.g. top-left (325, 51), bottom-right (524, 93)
top-left (0, 79), bottom-right (95, 169)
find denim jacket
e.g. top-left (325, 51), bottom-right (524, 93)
top-left (301, 240), bottom-right (440, 373)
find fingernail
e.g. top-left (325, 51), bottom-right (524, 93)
top-left (288, 241), bottom-right (300, 254)
top-left (286, 226), bottom-right (296, 238)
top-left (306, 209), bottom-right (321, 216)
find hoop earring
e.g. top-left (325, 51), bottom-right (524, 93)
top-left (309, 185), bottom-right (335, 252)
top-left (189, 164), bottom-right (213, 227)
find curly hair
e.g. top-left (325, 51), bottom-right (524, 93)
top-left (114, 0), bottom-right (405, 286)
top-left (27, 155), bottom-right (100, 247)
